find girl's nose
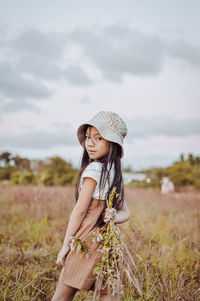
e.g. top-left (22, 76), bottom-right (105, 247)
top-left (88, 137), bottom-right (95, 146)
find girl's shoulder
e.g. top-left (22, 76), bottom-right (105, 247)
top-left (86, 161), bottom-right (102, 169)
top-left (83, 161), bottom-right (103, 175)
top-left (80, 161), bottom-right (115, 198)
top-left (80, 162), bottom-right (103, 187)
top-left (83, 161), bottom-right (115, 177)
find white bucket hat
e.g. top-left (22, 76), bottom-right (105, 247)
top-left (77, 111), bottom-right (128, 158)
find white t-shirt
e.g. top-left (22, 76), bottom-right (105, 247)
top-left (80, 161), bottom-right (115, 200)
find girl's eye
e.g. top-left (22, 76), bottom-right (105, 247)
top-left (85, 136), bottom-right (101, 141)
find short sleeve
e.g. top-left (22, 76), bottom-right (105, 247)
top-left (80, 162), bottom-right (102, 186)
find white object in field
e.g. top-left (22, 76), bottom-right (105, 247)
top-left (161, 177), bottom-right (174, 194)
top-left (146, 177), bottom-right (151, 183)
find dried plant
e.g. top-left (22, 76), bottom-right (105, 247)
top-left (92, 186), bottom-right (142, 300)
top-left (69, 236), bottom-right (89, 258)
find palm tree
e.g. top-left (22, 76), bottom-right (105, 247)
top-left (0, 151), bottom-right (12, 167)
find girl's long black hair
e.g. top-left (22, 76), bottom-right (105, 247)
top-left (75, 125), bottom-right (125, 227)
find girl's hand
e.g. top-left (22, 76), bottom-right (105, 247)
top-left (103, 208), bottom-right (117, 223)
top-left (56, 245), bottom-right (70, 266)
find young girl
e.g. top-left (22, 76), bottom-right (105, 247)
top-left (52, 111), bottom-right (130, 301)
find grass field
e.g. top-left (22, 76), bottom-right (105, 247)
top-left (0, 185), bottom-right (199, 300)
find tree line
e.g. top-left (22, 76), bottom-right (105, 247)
top-left (0, 151), bottom-right (199, 188)
top-left (144, 153), bottom-right (200, 189)
top-left (0, 152), bottom-right (78, 186)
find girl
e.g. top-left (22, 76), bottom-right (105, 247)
top-left (52, 111), bottom-right (130, 301)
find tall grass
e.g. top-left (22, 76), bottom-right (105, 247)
top-left (0, 185), bottom-right (199, 300)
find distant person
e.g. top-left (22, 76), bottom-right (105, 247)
top-left (161, 177), bottom-right (175, 194)
top-left (51, 111), bottom-right (130, 301)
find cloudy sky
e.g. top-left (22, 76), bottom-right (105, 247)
top-left (0, 0), bottom-right (199, 170)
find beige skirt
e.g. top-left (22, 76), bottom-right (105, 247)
top-left (60, 197), bottom-right (108, 294)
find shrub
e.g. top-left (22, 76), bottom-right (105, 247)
top-left (10, 171), bottom-right (36, 185)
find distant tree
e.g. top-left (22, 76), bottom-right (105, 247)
top-left (188, 153), bottom-right (195, 166)
top-left (122, 164), bottom-right (133, 172)
top-left (37, 170), bottom-right (54, 186)
top-left (0, 151), bottom-right (12, 167)
top-left (44, 156), bottom-right (73, 174)
top-left (32, 160), bottom-right (45, 173)
top-left (12, 155), bottom-right (23, 170)
top-left (10, 171), bottom-right (36, 185)
top-left (37, 156), bottom-right (76, 186)
top-left (195, 156), bottom-right (200, 165)
top-left (166, 160), bottom-right (197, 186)
top-left (0, 166), bottom-right (17, 180)
top-left (11, 155), bottom-right (31, 171)
top-left (153, 167), bottom-right (167, 182)
top-left (20, 158), bottom-right (31, 171)
top-left (180, 153), bottom-right (185, 162)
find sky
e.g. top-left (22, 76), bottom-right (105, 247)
top-left (0, 0), bottom-right (200, 170)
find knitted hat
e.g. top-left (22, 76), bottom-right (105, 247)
top-left (77, 111), bottom-right (128, 158)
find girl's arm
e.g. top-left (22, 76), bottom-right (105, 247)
top-left (103, 199), bottom-right (130, 224)
top-left (62, 177), bottom-right (97, 248)
top-left (114, 199), bottom-right (130, 224)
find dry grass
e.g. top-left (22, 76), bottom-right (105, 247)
top-left (0, 185), bottom-right (199, 300)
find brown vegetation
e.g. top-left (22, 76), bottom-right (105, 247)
top-left (0, 185), bottom-right (199, 300)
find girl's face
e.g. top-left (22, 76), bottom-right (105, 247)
top-left (85, 126), bottom-right (110, 161)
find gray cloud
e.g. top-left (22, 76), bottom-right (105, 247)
top-left (1, 115), bottom-right (199, 151)
top-left (17, 52), bottom-right (64, 80)
top-left (12, 28), bottom-right (93, 86)
top-left (1, 28), bottom-right (92, 84)
top-left (0, 62), bottom-right (51, 100)
top-left (51, 122), bottom-right (73, 128)
top-left (70, 24), bottom-right (200, 82)
top-left (0, 128), bottom-right (77, 149)
top-left (64, 64), bottom-right (93, 86)
top-left (0, 60), bottom-right (51, 114)
top-left (17, 54), bottom-right (92, 84)
top-left (13, 28), bottom-right (67, 81)
top-left (0, 28), bottom-right (90, 116)
top-left (1, 98), bottom-right (41, 113)
top-left (127, 115), bottom-right (200, 140)
top-left (0, 25), bottom-right (200, 117)
top-left (168, 39), bottom-right (200, 67)
top-left (79, 95), bottom-right (92, 104)
top-left (2, 25), bottom-right (200, 85)
top-left (70, 25), bottom-right (166, 81)
top-left (13, 28), bottom-right (66, 59)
